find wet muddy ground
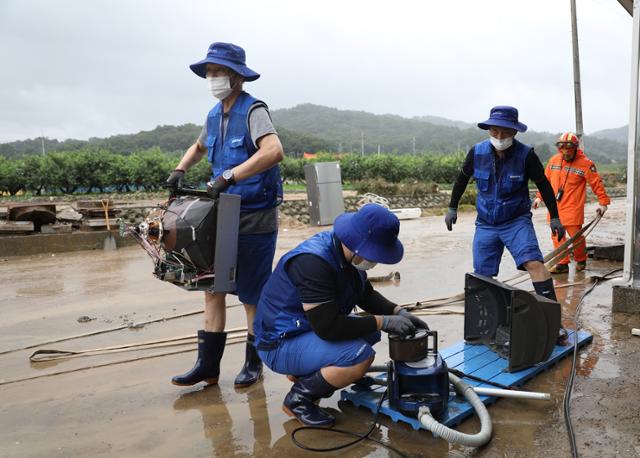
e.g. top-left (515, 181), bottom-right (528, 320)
top-left (0, 198), bottom-right (638, 457)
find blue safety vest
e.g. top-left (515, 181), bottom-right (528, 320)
top-left (473, 139), bottom-right (532, 225)
top-left (205, 91), bottom-right (283, 211)
top-left (254, 231), bottom-right (367, 350)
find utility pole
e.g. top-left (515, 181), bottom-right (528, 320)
top-left (377, 144), bottom-right (381, 156)
top-left (570, 0), bottom-right (584, 142)
top-left (361, 131), bottom-right (364, 156)
top-left (40, 129), bottom-right (45, 155)
top-left (412, 136), bottom-right (416, 154)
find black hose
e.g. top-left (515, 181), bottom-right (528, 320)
top-left (290, 389), bottom-right (413, 457)
top-left (366, 365), bottom-right (388, 373)
top-left (563, 267), bottom-right (621, 458)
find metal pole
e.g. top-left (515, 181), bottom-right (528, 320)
top-left (570, 0), bottom-right (584, 139)
top-left (361, 132), bottom-right (364, 156)
top-left (625, 0), bottom-right (640, 286)
top-left (472, 386), bottom-right (551, 401)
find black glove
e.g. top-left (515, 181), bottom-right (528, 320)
top-left (381, 315), bottom-right (416, 336)
top-left (165, 169), bottom-right (185, 190)
top-left (398, 309), bottom-right (429, 330)
top-left (207, 175), bottom-right (231, 199)
top-left (550, 217), bottom-right (566, 241)
top-left (444, 207), bottom-right (457, 231)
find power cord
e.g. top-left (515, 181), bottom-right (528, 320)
top-left (290, 388), bottom-right (413, 457)
top-left (563, 268), bottom-right (622, 458)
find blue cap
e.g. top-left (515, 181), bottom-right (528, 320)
top-left (190, 42), bottom-right (260, 81)
top-left (334, 204), bottom-right (404, 264)
top-left (478, 106), bottom-right (528, 132)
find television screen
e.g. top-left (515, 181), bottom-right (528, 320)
top-left (464, 273), bottom-right (561, 372)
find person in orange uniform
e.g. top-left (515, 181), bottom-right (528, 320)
top-left (533, 132), bottom-right (610, 273)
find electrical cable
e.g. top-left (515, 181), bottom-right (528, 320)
top-left (562, 267), bottom-right (622, 458)
top-left (290, 389), bottom-right (413, 457)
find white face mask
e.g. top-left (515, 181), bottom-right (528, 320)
top-left (490, 136), bottom-right (514, 151)
top-left (207, 76), bottom-right (232, 100)
top-left (352, 258), bottom-right (378, 271)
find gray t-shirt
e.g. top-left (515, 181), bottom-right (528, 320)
top-left (199, 104), bottom-right (279, 235)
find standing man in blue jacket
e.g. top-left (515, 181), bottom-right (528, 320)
top-left (254, 204), bottom-right (428, 427)
top-left (444, 106), bottom-right (566, 304)
top-left (165, 42), bottom-right (284, 389)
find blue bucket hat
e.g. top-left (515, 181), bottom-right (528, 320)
top-left (478, 106), bottom-right (528, 132)
top-left (334, 204), bottom-right (404, 264)
top-left (190, 42), bottom-right (260, 81)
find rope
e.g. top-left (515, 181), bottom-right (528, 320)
top-left (0, 303), bottom-right (243, 356)
top-left (28, 327), bottom-right (249, 363)
top-left (1, 332), bottom-right (250, 386)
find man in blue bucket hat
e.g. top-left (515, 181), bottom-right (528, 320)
top-left (254, 204), bottom-right (428, 427)
top-left (166, 42), bottom-right (284, 389)
top-left (444, 106), bottom-right (566, 315)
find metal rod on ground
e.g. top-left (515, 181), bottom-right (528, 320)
top-left (473, 386), bottom-right (551, 401)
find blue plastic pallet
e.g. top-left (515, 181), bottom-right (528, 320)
top-left (341, 329), bottom-right (593, 430)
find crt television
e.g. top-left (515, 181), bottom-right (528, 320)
top-left (463, 273), bottom-right (561, 372)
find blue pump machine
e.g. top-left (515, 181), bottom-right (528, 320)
top-left (387, 330), bottom-right (450, 420)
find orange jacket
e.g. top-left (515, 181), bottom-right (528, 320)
top-left (536, 149), bottom-right (610, 226)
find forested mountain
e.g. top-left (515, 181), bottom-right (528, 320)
top-left (271, 104), bottom-right (627, 163)
top-left (590, 125), bottom-right (628, 144)
top-left (0, 104), bottom-right (628, 164)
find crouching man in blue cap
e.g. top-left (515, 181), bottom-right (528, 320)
top-left (166, 42), bottom-right (284, 389)
top-left (254, 204), bottom-right (428, 427)
top-left (445, 106), bottom-right (566, 306)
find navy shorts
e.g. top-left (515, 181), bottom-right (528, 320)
top-left (258, 328), bottom-right (381, 377)
top-left (473, 214), bottom-right (543, 277)
top-left (234, 231), bottom-right (277, 305)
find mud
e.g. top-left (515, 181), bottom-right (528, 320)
top-left (0, 198), bottom-right (639, 457)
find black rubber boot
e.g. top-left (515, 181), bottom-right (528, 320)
top-left (172, 330), bottom-right (227, 386)
top-left (282, 371), bottom-right (337, 427)
top-left (533, 278), bottom-right (558, 301)
top-left (234, 334), bottom-right (263, 388)
top-left (533, 279), bottom-right (568, 345)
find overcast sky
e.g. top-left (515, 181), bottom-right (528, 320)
top-left (0, 0), bottom-right (633, 143)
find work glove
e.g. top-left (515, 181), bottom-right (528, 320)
top-left (444, 207), bottom-right (457, 231)
top-left (381, 315), bottom-right (416, 336)
top-left (596, 204), bottom-right (608, 216)
top-left (550, 217), bottom-right (566, 241)
top-left (397, 309), bottom-right (430, 330)
top-left (165, 169), bottom-right (185, 190)
top-left (532, 197), bottom-right (542, 210)
top-left (206, 175), bottom-right (231, 199)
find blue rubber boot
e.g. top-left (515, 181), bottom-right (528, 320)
top-left (282, 371), bottom-right (337, 427)
top-left (171, 331), bottom-right (226, 386)
top-left (234, 334), bottom-right (263, 388)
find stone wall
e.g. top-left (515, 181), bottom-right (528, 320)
top-left (115, 186), bottom-right (628, 227)
top-left (280, 193), bottom-right (450, 225)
